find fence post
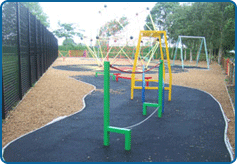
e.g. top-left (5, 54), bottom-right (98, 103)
top-left (41, 26), bottom-right (43, 73)
top-left (16, 2), bottom-right (23, 100)
top-left (44, 28), bottom-right (46, 72)
top-left (234, 65), bottom-right (235, 86)
top-left (45, 30), bottom-right (48, 69)
top-left (35, 16), bottom-right (38, 80)
top-left (221, 57), bottom-right (223, 67)
top-left (42, 26), bottom-right (45, 73)
top-left (226, 58), bottom-right (229, 75)
top-left (2, 70), bottom-right (5, 119)
top-left (27, 8), bottom-right (32, 87)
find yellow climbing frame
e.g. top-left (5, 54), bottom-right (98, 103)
top-left (130, 30), bottom-right (172, 101)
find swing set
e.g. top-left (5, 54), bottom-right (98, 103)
top-left (172, 35), bottom-right (209, 69)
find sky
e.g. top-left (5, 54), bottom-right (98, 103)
top-left (39, 2), bottom-right (157, 45)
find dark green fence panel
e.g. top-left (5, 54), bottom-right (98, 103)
top-left (2, 2), bottom-right (58, 119)
top-left (19, 3), bottom-right (31, 95)
top-left (36, 19), bottom-right (42, 77)
top-left (29, 12), bottom-right (37, 84)
top-left (2, 2), bottom-right (20, 119)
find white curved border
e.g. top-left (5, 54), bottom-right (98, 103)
top-left (224, 84), bottom-right (235, 116)
top-left (2, 77), bottom-right (96, 162)
top-left (2, 77), bottom-right (234, 162)
top-left (178, 85), bottom-right (234, 162)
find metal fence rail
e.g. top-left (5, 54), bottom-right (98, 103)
top-left (2, 2), bottom-right (58, 119)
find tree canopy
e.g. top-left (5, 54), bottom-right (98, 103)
top-left (63, 38), bottom-right (76, 46)
top-left (22, 2), bottom-right (50, 27)
top-left (145, 2), bottom-right (179, 31)
top-left (53, 21), bottom-right (84, 46)
top-left (146, 2), bottom-right (235, 61)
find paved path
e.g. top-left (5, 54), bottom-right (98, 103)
top-left (3, 74), bottom-right (231, 162)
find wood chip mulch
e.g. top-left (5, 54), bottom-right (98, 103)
top-left (2, 57), bottom-right (235, 158)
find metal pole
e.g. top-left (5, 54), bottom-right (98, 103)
top-left (163, 31), bottom-right (172, 101)
top-left (196, 39), bottom-right (203, 66)
top-left (103, 61), bottom-right (131, 150)
top-left (35, 16), bottom-right (38, 80)
top-left (41, 25), bottom-right (44, 74)
top-left (203, 38), bottom-right (209, 69)
top-left (104, 61), bottom-right (110, 146)
top-left (158, 60), bottom-right (163, 117)
top-left (43, 27), bottom-right (46, 73)
top-left (2, 71), bottom-right (5, 119)
top-left (173, 36), bottom-right (180, 65)
top-left (142, 65), bottom-right (145, 103)
top-left (40, 23), bottom-right (43, 76)
top-left (180, 38), bottom-right (184, 69)
top-left (16, 2), bottom-right (23, 100)
top-left (179, 36), bottom-right (205, 39)
top-left (131, 31), bottom-right (142, 100)
top-left (28, 8), bottom-right (32, 87)
top-left (158, 35), bottom-right (165, 80)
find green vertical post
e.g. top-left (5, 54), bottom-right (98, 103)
top-left (103, 61), bottom-right (131, 150)
top-left (125, 130), bottom-right (131, 150)
top-left (143, 103), bottom-right (147, 116)
top-left (158, 60), bottom-right (163, 118)
top-left (143, 60), bottom-right (164, 118)
top-left (104, 61), bottom-right (110, 146)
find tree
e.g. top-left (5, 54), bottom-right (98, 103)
top-left (222, 3), bottom-right (235, 52)
top-left (22, 2), bottom-right (49, 27)
top-left (53, 21), bottom-right (84, 46)
top-left (166, 4), bottom-right (193, 43)
top-left (63, 38), bottom-right (76, 46)
top-left (99, 17), bottom-right (129, 37)
top-left (2, 2), bottom-right (18, 43)
top-left (165, 2), bottom-right (234, 63)
top-left (145, 2), bottom-right (179, 32)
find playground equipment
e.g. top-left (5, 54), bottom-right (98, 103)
top-left (103, 61), bottom-right (131, 151)
top-left (130, 30), bottom-right (172, 101)
top-left (85, 36), bottom-right (158, 68)
top-left (141, 64), bottom-right (165, 113)
top-left (95, 71), bottom-right (116, 81)
top-left (108, 67), bottom-right (153, 84)
top-left (143, 60), bottom-right (164, 117)
top-left (172, 36), bottom-right (209, 69)
top-left (103, 60), bottom-right (165, 150)
top-left (83, 5), bottom-right (164, 70)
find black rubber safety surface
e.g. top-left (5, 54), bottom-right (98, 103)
top-left (3, 75), bottom-right (231, 162)
top-left (53, 64), bottom-right (187, 74)
top-left (53, 64), bottom-right (158, 74)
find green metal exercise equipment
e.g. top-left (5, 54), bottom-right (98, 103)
top-left (143, 60), bottom-right (164, 118)
top-left (103, 61), bottom-right (131, 151)
top-left (95, 71), bottom-right (116, 81)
